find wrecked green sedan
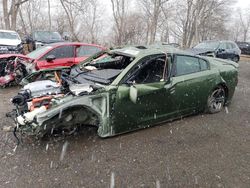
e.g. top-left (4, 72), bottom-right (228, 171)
top-left (9, 45), bottom-right (238, 138)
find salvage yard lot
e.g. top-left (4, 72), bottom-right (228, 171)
top-left (0, 60), bottom-right (250, 187)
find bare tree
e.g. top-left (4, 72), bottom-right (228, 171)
top-left (59, 0), bottom-right (81, 41)
top-left (48, 0), bottom-right (51, 31)
top-left (2, 0), bottom-right (29, 30)
top-left (172, 0), bottom-right (234, 48)
top-left (158, 2), bottom-right (174, 43)
top-left (123, 13), bottom-right (147, 44)
top-left (239, 8), bottom-right (250, 42)
top-left (110, 0), bottom-right (127, 45)
top-left (83, 0), bottom-right (101, 43)
top-left (140, 0), bottom-right (169, 44)
top-left (17, 0), bottom-right (46, 35)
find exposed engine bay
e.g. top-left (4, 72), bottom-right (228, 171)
top-left (9, 51), bottom-right (134, 139)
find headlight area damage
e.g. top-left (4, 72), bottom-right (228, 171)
top-left (7, 48), bottom-right (134, 140)
top-left (9, 85), bottom-right (111, 139)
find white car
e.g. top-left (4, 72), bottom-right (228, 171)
top-left (0, 30), bottom-right (23, 54)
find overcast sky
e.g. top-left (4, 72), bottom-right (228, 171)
top-left (237, 0), bottom-right (250, 7)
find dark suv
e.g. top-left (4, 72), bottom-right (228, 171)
top-left (187, 40), bottom-right (241, 62)
top-left (236, 42), bottom-right (250, 55)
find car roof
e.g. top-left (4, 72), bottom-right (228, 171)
top-left (110, 45), bottom-right (191, 57)
top-left (32, 30), bottom-right (59, 33)
top-left (46, 42), bottom-right (105, 49)
top-left (0, 29), bottom-right (18, 33)
top-left (201, 40), bottom-right (236, 44)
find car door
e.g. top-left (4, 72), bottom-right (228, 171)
top-left (216, 42), bottom-right (228, 59)
top-left (170, 55), bottom-right (214, 115)
top-left (226, 42), bottom-right (235, 60)
top-left (110, 55), bottom-right (177, 134)
top-left (37, 45), bottom-right (75, 69)
top-left (75, 45), bottom-right (103, 65)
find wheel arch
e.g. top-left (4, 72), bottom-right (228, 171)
top-left (216, 83), bottom-right (229, 104)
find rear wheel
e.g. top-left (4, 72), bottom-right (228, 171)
top-left (207, 86), bottom-right (226, 114)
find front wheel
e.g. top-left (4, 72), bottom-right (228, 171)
top-left (232, 55), bottom-right (239, 62)
top-left (207, 86), bottom-right (226, 114)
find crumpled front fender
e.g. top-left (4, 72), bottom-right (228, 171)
top-left (16, 92), bottom-right (112, 138)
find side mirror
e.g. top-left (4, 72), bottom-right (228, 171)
top-left (46, 55), bottom-right (56, 62)
top-left (126, 80), bottom-right (135, 86)
top-left (129, 85), bottom-right (138, 104)
top-left (218, 48), bottom-right (225, 53)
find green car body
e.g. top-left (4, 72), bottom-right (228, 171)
top-left (14, 46), bottom-right (239, 138)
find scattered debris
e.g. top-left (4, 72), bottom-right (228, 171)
top-left (13, 145), bottom-right (18, 153)
top-left (3, 126), bottom-right (12, 132)
top-left (156, 179), bottom-right (160, 188)
top-left (110, 172), bottom-right (115, 188)
top-left (225, 106), bottom-right (229, 114)
top-left (50, 161), bottom-right (53, 168)
top-left (60, 141), bottom-right (69, 161)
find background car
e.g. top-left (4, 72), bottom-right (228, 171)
top-left (23, 31), bottom-right (64, 52)
top-left (187, 40), bottom-right (241, 62)
top-left (236, 41), bottom-right (250, 55)
top-left (0, 42), bottom-right (105, 87)
top-left (26, 42), bottom-right (105, 70)
top-left (0, 30), bottom-right (23, 54)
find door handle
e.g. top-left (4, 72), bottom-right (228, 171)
top-left (67, 61), bottom-right (74, 63)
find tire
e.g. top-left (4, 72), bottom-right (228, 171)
top-left (232, 55), bottom-right (239, 62)
top-left (207, 86), bottom-right (226, 114)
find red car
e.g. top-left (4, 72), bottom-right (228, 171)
top-left (0, 42), bottom-right (105, 70)
top-left (0, 42), bottom-right (105, 87)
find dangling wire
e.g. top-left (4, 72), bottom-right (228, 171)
top-left (13, 126), bottom-right (20, 145)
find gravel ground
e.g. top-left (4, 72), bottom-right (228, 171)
top-left (0, 61), bottom-right (250, 188)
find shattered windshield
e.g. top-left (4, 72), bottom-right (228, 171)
top-left (75, 52), bottom-right (134, 85)
top-left (194, 41), bottom-right (220, 50)
top-left (0, 31), bottom-right (19, 40)
top-left (33, 31), bottom-right (62, 42)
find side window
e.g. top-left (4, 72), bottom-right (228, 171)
top-left (199, 59), bottom-right (209, 71)
top-left (128, 56), bottom-right (167, 84)
top-left (219, 43), bottom-right (227, 49)
top-left (76, 46), bottom-right (102, 57)
top-left (43, 46), bottom-right (74, 59)
top-left (175, 55), bottom-right (200, 76)
top-left (230, 43), bottom-right (236, 49)
top-left (226, 43), bottom-right (233, 49)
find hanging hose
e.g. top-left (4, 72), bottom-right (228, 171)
top-left (13, 126), bottom-right (20, 145)
top-left (54, 71), bottom-right (62, 85)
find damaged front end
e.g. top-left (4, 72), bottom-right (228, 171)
top-left (7, 48), bottom-right (137, 139)
top-left (9, 81), bottom-right (110, 139)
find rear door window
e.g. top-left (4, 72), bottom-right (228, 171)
top-left (174, 55), bottom-right (209, 76)
top-left (77, 46), bottom-right (102, 57)
top-left (226, 43), bottom-right (233, 49)
top-left (42, 46), bottom-right (74, 59)
top-left (175, 55), bottom-right (200, 76)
